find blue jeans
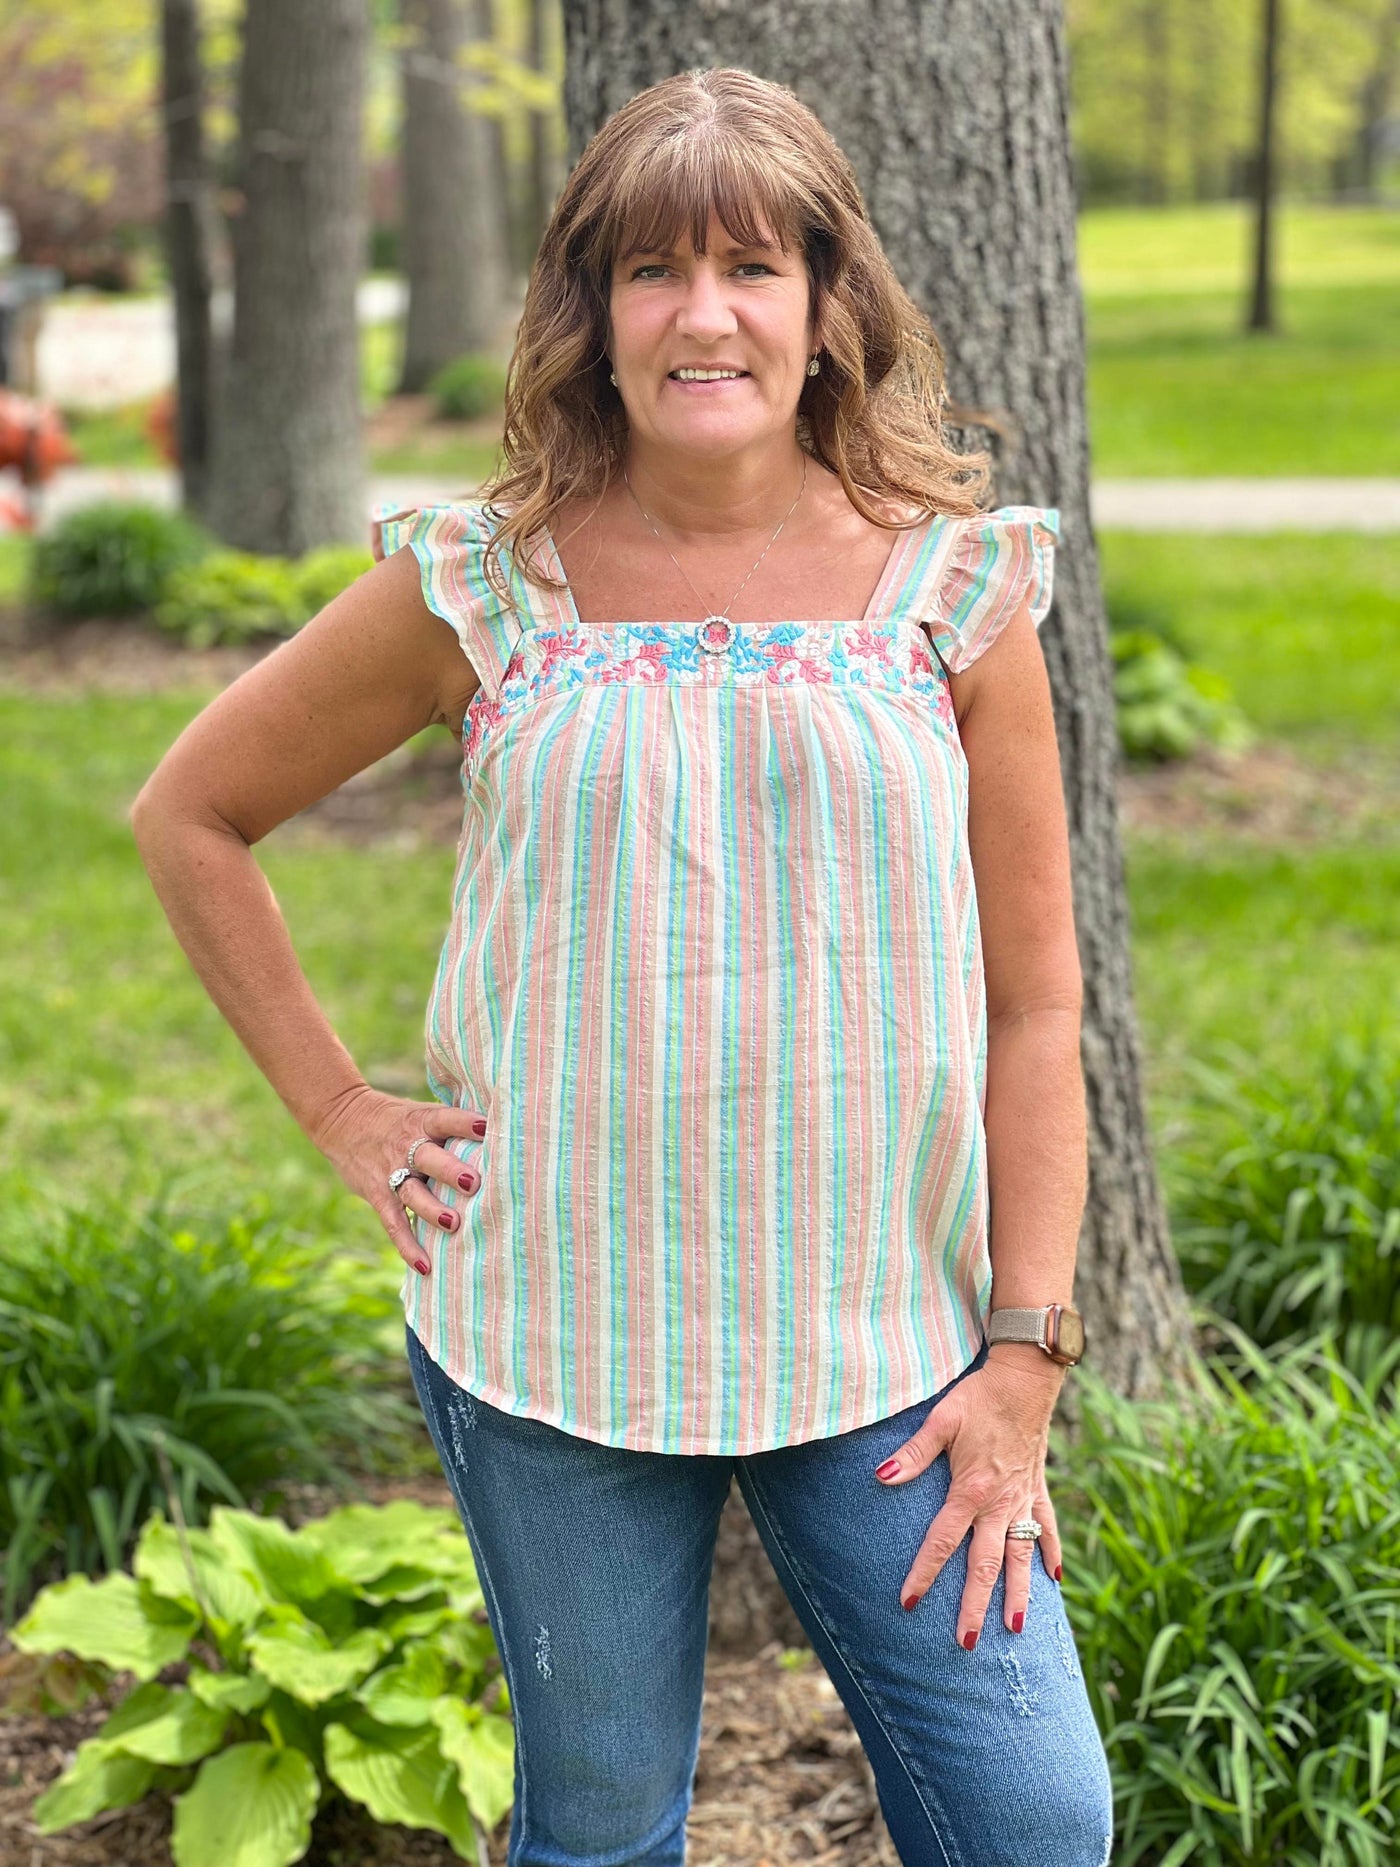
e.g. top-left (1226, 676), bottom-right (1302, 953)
top-left (405, 1323), bottom-right (1114, 1867)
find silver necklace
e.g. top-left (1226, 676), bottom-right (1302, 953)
top-left (622, 456), bottom-right (808, 656)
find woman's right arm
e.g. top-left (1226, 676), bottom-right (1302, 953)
top-left (129, 540), bottom-right (483, 1278)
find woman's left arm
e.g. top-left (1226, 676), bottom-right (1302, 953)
top-left (874, 595), bottom-right (1087, 1645)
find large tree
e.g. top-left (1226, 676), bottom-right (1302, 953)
top-left (557, 0), bottom-right (1193, 1649)
top-left (159, 0), bottom-right (216, 515)
top-left (397, 0), bottom-right (508, 392)
top-left (204, 0), bottom-right (368, 554)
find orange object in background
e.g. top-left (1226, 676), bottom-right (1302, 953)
top-left (0, 388), bottom-right (78, 524)
top-left (145, 387), bottom-right (178, 465)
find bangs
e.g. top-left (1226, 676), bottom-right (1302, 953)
top-left (587, 133), bottom-right (815, 273)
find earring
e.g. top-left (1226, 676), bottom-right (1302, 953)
top-left (806, 355), bottom-right (821, 376)
top-left (609, 368), bottom-right (617, 384)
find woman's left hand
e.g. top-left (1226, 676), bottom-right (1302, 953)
top-left (874, 1354), bottom-right (1065, 1647)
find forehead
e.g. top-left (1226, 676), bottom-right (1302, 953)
top-left (611, 195), bottom-right (797, 269)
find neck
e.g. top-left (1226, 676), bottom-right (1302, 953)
top-left (619, 441), bottom-right (810, 543)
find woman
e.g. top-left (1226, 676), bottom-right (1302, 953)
top-left (134, 65), bottom-right (1113, 1867)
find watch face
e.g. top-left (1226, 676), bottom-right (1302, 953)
top-left (1055, 1309), bottom-right (1085, 1360)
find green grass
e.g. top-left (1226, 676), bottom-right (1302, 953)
top-left (1098, 530), bottom-right (1400, 751)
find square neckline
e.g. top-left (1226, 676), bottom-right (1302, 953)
top-left (529, 507), bottom-right (944, 634)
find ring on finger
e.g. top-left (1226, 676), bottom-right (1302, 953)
top-left (388, 1165), bottom-right (428, 1198)
top-left (405, 1134), bottom-right (432, 1173)
top-left (1005, 1519), bottom-right (1043, 1541)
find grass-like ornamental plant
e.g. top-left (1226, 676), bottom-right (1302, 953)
top-left (426, 352), bottom-right (507, 421)
top-left (30, 500), bottom-right (212, 617)
top-left (0, 1188), bottom-right (423, 1625)
top-left (1055, 1319), bottom-right (1400, 1866)
top-left (1165, 1030), bottom-right (1400, 1393)
top-left (8, 1497), bottom-right (515, 1865)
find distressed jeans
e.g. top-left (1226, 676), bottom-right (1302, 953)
top-left (405, 1322), bottom-right (1115, 1867)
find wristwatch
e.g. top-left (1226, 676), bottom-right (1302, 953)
top-left (986, 1304), bottom-right (1086, 1368)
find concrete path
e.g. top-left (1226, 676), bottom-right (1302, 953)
top-left (19, 466), bottom-right (1400, 534)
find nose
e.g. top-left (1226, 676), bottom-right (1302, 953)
top-left (673, 268), bottom-right (739, 342)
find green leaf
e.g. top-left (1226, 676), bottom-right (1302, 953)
top-left (208, 1508), bottom-right (345, 1608)
top-left (245, 1604), bottom-right (394, 1705)
top-left (134, 1512), bottom-right (267, 1633)
top-left (98, 1684), bottom-right (229, 1767)
top-left (170, 1742), bottom-right (318, 1867)
top-left (297, 1499), bottom-right (474, 1587)
top-left (30, 1741), bottom-right (161, 1834)
top-left (433, 1696), bottom-right (515, 1832)
top-left (323, 1717), bottom-right (476, 1858)
top-left (10, 1571), bottom-right (198, 1681)
top-left (187, 1664), bottom-right (273, 1716)
top-left (355, 1641), bottom-right (450, 1726)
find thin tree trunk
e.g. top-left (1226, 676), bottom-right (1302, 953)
top-left (1247, 0), bottom-right (1281, 332)
top-left (398, 0), bottom-right (507, 390)
top-left (559, 0), bottom-right (1195, 1654)
top-left (205, 0), bottom-right (368, 554)
top-left (525, 0), bottom-right (561, 257)
top-left (160, 0), bottom-right (215, 516)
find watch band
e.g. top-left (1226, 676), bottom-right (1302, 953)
top-left (986, 1304), bottom-right (1085, 1368)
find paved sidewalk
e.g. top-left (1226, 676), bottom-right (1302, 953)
top-left (15, 466), bottom-right (1400, 534)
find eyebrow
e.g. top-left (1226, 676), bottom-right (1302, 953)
top-left (625, 240), bottom-right (778, 259)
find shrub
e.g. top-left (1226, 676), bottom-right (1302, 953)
top-left (427, 353), bottom-right (507, 421)
top-left (0, 1187), bottom-right (421, 1625)
top-left (154, 545), bottom-right (373, 647)
top-left (1111, 627), bottom-right (1253, 764)
top-left (1164, 1030), bottom-right (1400, 1390)
top-left (8, 1496), bottom-right (514, 1863)
top-left (30, 500), bottom-right (210, 618)
top-left (1059, 1320), bottom-right (1400, 1865)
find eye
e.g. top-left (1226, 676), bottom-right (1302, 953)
top-left (735, 262), bottom-right (775, 276)
top-left (629, 264), bottom-right (667, 280)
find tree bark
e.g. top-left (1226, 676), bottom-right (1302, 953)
top-left (1247, 0), bottom-right (1281, 333)
top-left (204, 0), bottom-right (368, 554)
top-left (557, 0), bottom-right (1194, 1649)
top-left (398, 0), bottom-right (507, 391)
top-left (160, 0), bottom-right (216, 516)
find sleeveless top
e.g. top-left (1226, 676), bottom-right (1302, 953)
top-left (375, 493), bottom-right (1060, 1455)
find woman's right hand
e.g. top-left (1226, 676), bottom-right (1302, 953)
top-left (312, 1084), bottom-right (487, 1276)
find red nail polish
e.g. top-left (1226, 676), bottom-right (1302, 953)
top-left (439, 1212), bottom-right (455, 1231)
top-left (471, 1117), bottom-right (487, 1137)
top-left (901, 1593), bottom-right (919, 1611)
top-left (415, 1259), bottom-right (430, 1275)
top-left (1054, 1564), bottom-right (1063, 1583)
top-left (1012, 1611), bottom-right (1024, 1633)
top-left (458, 1172), bottom-right (477, 1190)
top-left (962, 1630), bottom-right (978, 1651)
top-left (875, 1457), bottom-right (901, 1480)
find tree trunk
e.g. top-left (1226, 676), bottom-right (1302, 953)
top-left (1247, 0), bottom-right (1281, 333)
top-left (159, 0), bottom-right (215, 516)
top-left (205, 0), bottom-right (368, 554)
top-left (398, 0), bottom-right (507, 391)
top-left (558, 0), bottom-right (1194, 1651)
top-left (525, 0), bottom-right (562, 258)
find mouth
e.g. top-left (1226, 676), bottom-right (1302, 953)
top-left (666, 370), bottom-right (751, 385)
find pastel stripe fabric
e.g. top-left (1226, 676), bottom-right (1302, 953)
top-left (377, 497), bottom-right (1060, 1454)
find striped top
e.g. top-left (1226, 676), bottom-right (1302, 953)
top-left (376, 494), bottom-right (1059, 1455)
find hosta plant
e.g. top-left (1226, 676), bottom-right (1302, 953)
top-left (8, 1497), bottom-right (514, 1866)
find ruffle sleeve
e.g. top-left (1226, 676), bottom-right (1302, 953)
top-left (370, 500), bottom-right (520, 702)
top-left (921, 505), bottom-right (1059, 675)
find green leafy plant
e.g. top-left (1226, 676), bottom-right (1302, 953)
top-left (1058, 1320), bottom-right (1400, 1865)
top-left (1111, 627), bottom-right (1254, 764)
top-left (153, 545), bottom-right (373, 646)
top-left (1163, 1030), bottom-right (1400, 1386)
top-left (30, 500), bottom-right (211, 617)
top-left (0, 1186), bottom-right (421, 1625)
top-left (8, 1496), bottom-right (515, 1863)
top-left (427, 353), bottom-right (508, 421)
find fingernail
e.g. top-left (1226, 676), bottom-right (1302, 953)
top-left (1012, 1611), bottom-right (1024, 1633)
top-left (440, 1211), bottom-right (456, 1231)
top-left (901, 1593), bottom-right (919, 1611)
top-left (415, 1258), bottom-right (430, 1275)
top-left (1054, 1564), bottom-right (1063, 1583)
top-left (458, 1171), bottom-right (478, 1190)
top-left (875, 1458), bottom-right (901, 1480)
top-left (962, 1630), bottom-right (978, 1651)
top-left (471, 1117), bottom-right (487, 1137)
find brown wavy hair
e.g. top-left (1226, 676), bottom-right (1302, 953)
top-left (471, 65), bottom-right (1001, 614)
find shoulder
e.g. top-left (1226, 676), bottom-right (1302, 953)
top-left (923, 505), bottom-right (1060, 675)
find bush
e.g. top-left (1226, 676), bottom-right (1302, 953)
top-left (1164, 1030), bottom-right (1400, 1388)
top-left (1059, 1321), bottom-right (1400, 1865)
top-left (30, 500), bottom-right (211, 618)
top-left (9, 1496), bottom-right (514, 1863)
top-left (1111, 627), bottom-right (1254, 764)
top-left (154, 545), bottom-right (373, 647)
top-left (427, 352), bottom-right (507, 421)
top-left (0, 1187), bottom-right (421, 1625)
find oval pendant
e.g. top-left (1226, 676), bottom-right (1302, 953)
top-left (697, 615), bottom-right (735, 655)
